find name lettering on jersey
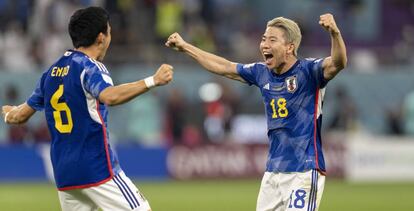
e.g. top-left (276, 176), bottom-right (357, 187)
top-left (51, 66), bottom-right (70, 77)
top-left (286, 75), bottom-right (297, 93)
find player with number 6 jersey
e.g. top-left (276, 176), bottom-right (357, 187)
top-left (2, 7), bottom-right (173, 211)
top-left (166, 13), bottom-right (347, 211)
top-left (27, 49), bottom-right (121, 190)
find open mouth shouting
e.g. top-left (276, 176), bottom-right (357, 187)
top-left (263, 52), bottom-right (274, 66)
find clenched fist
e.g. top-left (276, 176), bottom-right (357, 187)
top-left (165, 32), bottom-right (187, 51)
top-left (2, 105), bottom-right (14, 115)
top-left (319, 13), bottom-right (340, 35)
top-left (153, 64), bottom-right (174, 86)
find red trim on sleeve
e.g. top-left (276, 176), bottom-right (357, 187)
top-left (313, 88), bottom-right (320, 170)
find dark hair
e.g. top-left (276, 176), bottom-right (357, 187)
top-left (68, 7), bottom-right (109, 48)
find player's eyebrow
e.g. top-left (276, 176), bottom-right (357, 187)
top-left (262, 35), bottom-right (278, 40)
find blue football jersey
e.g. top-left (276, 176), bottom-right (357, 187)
top-left (27, 50), bottom-right (121, 190)
top-left (237, 58), bottom-right (328, 173)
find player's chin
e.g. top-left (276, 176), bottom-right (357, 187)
top-left (264, 60), bottom-right (276, 69)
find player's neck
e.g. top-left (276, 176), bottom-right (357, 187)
top-left (75, 46), bottom-right (100, 61)
top-left (273, 57), bottom-right (298, 75)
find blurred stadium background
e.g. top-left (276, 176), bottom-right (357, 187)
top-left (1, 0), bottom-right (414, 210)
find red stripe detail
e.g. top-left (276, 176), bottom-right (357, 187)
top-left (313, 88), bottom-right (320, 170)
top-left (96, 100), bottom-right (114, 177)
top-left (57, 101), bottom-right (114, 191)
top-left (58, 176), bottom-right (112, 191)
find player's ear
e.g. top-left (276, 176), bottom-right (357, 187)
top-left (287, 43), bottom-right (295, 55)
top-left (96, 33), bottom-right (105, 46)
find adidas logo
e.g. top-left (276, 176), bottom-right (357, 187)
top-left (263, 83), bottom-right (270, 90)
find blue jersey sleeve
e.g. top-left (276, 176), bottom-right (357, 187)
top-left (82, 63), bottom-right (114, 99)
top-left (306, 58), bottom-right (328, 88)
top-left (27, 71), bottom-right (48, 111)
top-left (236, 63), bottom-right (260, 86)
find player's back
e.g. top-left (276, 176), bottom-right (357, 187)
top-left (29, 50), bottom-right (119, 190)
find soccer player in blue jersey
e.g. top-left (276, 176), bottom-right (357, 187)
top-left (2, 7), bottom-right (173, 211)
top-left (166, 13), bottom-right (347, 211)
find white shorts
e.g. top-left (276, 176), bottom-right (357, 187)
top-left (58, 171), bottom-right (151, 211)
top-left (257, 169), bottom-right (325, 211)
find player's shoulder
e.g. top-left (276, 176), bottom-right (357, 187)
top-left (86, 58), bottom-right (109, 74)
top-left (299, 58), bottom-right (324, 70)
top-left (67, 50), bottom-right (109, 74)
top-left (302, 57), bottom-right (324, 65)
top-left (240, 62), bottom-right (267, 72)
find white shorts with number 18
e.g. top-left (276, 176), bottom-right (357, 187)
top-left (257, 169), bottom-right (325, 211)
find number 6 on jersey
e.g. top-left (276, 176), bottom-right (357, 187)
top-left (50, 84), bottom-right (73, 133)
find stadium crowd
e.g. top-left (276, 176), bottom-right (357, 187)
top-left (1, 0), bottom-right (414, 145)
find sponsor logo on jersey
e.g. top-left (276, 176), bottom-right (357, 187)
top-left (286, 76), bottom-right (297, 93)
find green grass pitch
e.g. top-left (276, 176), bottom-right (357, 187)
top-left (0, 180), bottom-right (413, 210)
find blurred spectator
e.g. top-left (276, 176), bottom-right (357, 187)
top-left (385, 107), bottom-right (403, 135)
top-left (181, 124), bottom-right (203, 147)
top-left (4, 84), bottom-right (31, 144)
top-left (32, 120), bottom-right (51, 143)
top-left (199, 81), bottom-right (238, 143)
top-left (1, 21), bottom-right (35, 72)
top-left (155, 0), bottom-right (183, 40)
top-left (126, 92), bottom-right (163, 146)
top-left (39, 24), bottom-right (72, 67)
top-left (165, 88), bottom-right (187, 145)
top-left (393, 24), bottom-right (414, 65)
top-left (0, 0), bottom-right (412, 66)
top-left (403, 90), bottom-right (414, 136)
top-left (350, 49), bottom-right (378, 73)
top-left (328, 86), bottom-right (359, 132)
top-left (185, 19), bottom-right (216, 53)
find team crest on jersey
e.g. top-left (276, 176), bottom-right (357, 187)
top-left (285, 76), bottom-right (297, 93)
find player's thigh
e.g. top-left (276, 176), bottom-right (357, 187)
top-left (257, 172), bottom-right (284, 211)
top-left (285, 170), bottom-right (325, 211)
top-left (58, 189), bottom-right (99, 211)
top-left (83, 171), bottom-right (151, 211)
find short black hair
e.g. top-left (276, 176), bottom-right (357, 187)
top-left (68, 7), bottom-right (109, 48)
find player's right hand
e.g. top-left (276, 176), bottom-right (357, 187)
top-left (2, 105), bottom-right (14, 116)
top-left (153, 64), bottom-right (174, 86)
top-left (165, 32), bottom-right (187, 51)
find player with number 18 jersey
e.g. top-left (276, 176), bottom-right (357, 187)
top-left (237, 58), bottom-right (327, 174)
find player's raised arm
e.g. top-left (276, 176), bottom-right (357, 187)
top-left (2, 103), bottom-right (36, 124)
top-left (99, 64), bottom-right (173, 106)
top-left (165, 32), bottom-right (245, 82)
top-left (319, 13), bottom-right (347, 80)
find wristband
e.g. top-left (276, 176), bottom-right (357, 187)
top-left (4, 112), bottom-right (9, 123)
top-left (144, 76), bottom-right (155, 88)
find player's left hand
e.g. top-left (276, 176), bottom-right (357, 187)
top-left (319, 13), bottom-right (340, 35)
